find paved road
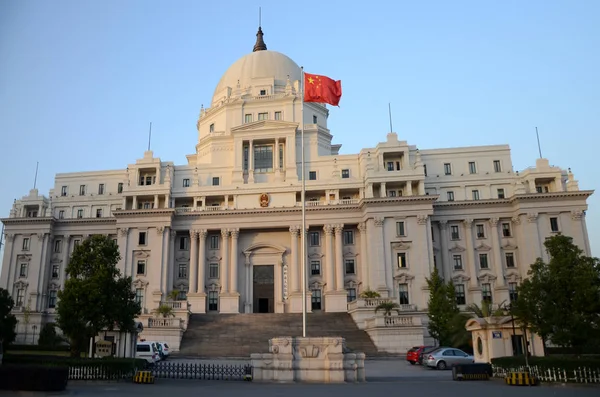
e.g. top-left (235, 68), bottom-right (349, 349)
top-left (21, 378), bottom-right (599, 396)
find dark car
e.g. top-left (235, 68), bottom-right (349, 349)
top-left (406, 345), bottom-right (436, 365)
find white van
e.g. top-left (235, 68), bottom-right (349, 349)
top-left (135, 341), bottom-right (160, 363)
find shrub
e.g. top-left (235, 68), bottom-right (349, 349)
top-left (0, 364), bottom-right (68, 391)
top-left (491, 356), bottom-right (600, 372)
top-left (8, 344), bottom-right (70, 352)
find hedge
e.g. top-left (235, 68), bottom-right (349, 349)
top-left (0, 364), bottom-right (69, 391)
top-left (491, 356), bottom-right (600, 372)
top-left (7, 344), bottom-right (70, 352)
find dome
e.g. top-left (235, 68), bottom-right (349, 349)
top-left (212, 30), bottom-right (302, 105)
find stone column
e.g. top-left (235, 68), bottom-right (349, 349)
top-left (221, 229), bottom-right (230, 293)
top-left (60, 235), bottom-right (71, 288)
top-left (248, 140), bottom-right (254, 183)
top-left (357, 223), bottom-right (369, 291)
top-left (245, 253), bottom-right (252, 313)
top-left (230, 229), bottom-right (240, 293)
top-left (489, 218), bottom-right (505, 287)
top-left (275, 138), bottom-right (280, 169)
top-left (406, 181), bottom-right (413, 196)
top-left (463, 219), bottom-right (478, 288)
top-left (189, 230), bottom-right (199, 293)
top-left (132, 196), bottom-right (137, 210)
top-left (154, 194), bottom-right (159, 209)
top-left (164, 194), bottom-right (170, 208)
top-left (380, 183), bottom-right (386, 197)
top-left (439, 221), bottom-right (450, 280)
top-left (118, 228), bottom-right (130, 276)
top-left (289, 226), bottom-right (299, 292)
top-left (324, 225), bottom-right (335, 292)
top-left (373, 217), bottom-right (388, 295)
top-left (168, 230), bottom-right (176, 292)
top-left (334, 224), bottom-right (345, 291)
top-left (160, 227), bottom-right (170, 294)
top-left (197, 230), bottom-right (207, 294)
top-left (526, 213), bottom-right (543, 260)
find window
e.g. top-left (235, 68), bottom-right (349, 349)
top-left (137, 260), bottom-right (146, 275)
top-left (444, 163), bottom-right (452, 175)
top-left (22, 238), bottom-right (30, 251)
top-left (209, 235), bottom-right (219, 249)
top-left (476, 224), bottom-right (485, 238)
top-left (312, 115), bottom-right (317, 124)
top-left (497, 188), bottom-right (505, 199)
top-left (208, 291), bottom-right (218, 311)
top-left (345, 259), bottom-right (355, 274)
top-left (451, 225), bottom-right (460, 240)
top-left (550, 217), bottom-right (559, 232)
top-left (397, 252), bottom-right (407, 268)
top-left (341, 169), bottom-right (349, 178)
top-left (179, 237), bottom-right (188, 250)
top-left (183, 178), bottom-right (190, 187)
top-left (433, 255), bottom-right (437, 269)
top-left (138, 231), bottom-right (147, 245)
top-left (48, 290), bottom-right (57, 308)
top-left (431, 227), bottom-right (435, 242)
top-left (74, 239), bottom-right (81, 248)
top-left (52, 265), bottom-right (59, 278)
top-left (387, 162), bottom-right (394, 171)
top-left (96, 209), bottom-right (102, 218)
top-left (479, 254), bottom-right (489, 269)
top-left (279, 144), bottom-right (284, 169)
top-left (54, 240), bottom-right (62, 253)
top-left (243, 145), bottom-right (249, 171)
top-left (502, 222), bottom-right (511, 237)
top-left (209, 263), bottom-right (219, 278)
top-left (19, 263), bottom-right (28, 277)
top-left (482, 283), bottom-right (492, 303)
top-left (447, 191), bottom-right (454, 201)
top-left (505, 253), bottom-right (515, 268)
top-left (254, 145), bottom-right (273, 172)
top-left (472, 190), bottom-right (480, 200)
top-left (343, 230), bottom-right (354, 245)
top-left (455, 284), bottom-right (466, 305)
top-left (79, 185), bottom-right (86, 196)
top-left (493, 160), bottom-right (502, 173)
top-left (468, 161), bottom-right (477, 174)
top-left (453, 255), bottom-right (463, 270)
top-left (311, 289), bottom-right (321, 310)
top-left (77, 209), bottom-right (83, 218)
top-left (398, 283), bottom-right (409, 304)
top-left (178, 264), bottom-right (187, 278)
top-left (509, 282), bottom-right (518, 302)
top-left (208, 291), bottom-right (219, 312)
top-left (388, 190), bottom-right (396, 197)
top-left (396, 221), bottom-right (406, 237)
top-left (424, 164), bottom-right (427, 176)
top-left (16, 289), bottom-right (25, 306)
top-left (309, 171), bottom-right (317, 180)
top-left (274, 111), bottom-right (282, 120)
top-left (135, 288), bottom-right (144, 304)
top-left (27, 209), bottom-right (38, 218)
top-left (98, 184), bottom-right (105, 195)
top-left (259, 89), bottom-right (266, 96)
top-left (309, 231), bottom-right (320, 246)
top-left (244, 114), bottom-right (252, 123)
top-left (118, 182), bottom-right (123, 193)
top-left (311, 260), bottom-right (321, 275)
top-left (58, 210), bottom-right (64, 219)
top-left (212, 177), bottom-right (220, 186)
top-left (347, 288), bottom-right (356, 303)
top-left (209, 123), bottom-right (215, 132)
top-left (258, 112), bottom-right (268, 120)
top-left (61, 186), bottom-right (68, 196)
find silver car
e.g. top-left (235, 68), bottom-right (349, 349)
top-left (423, 347), bottom-right (474, 370)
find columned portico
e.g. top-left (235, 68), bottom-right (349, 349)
top-left (243, 243), bottom-right (286, 313)
top-left (324, 224), bottom-right (349, 312)
top-left (219, 229), bottom-right (239, 313)
top-left (187, 229), bottom-right (207, 313)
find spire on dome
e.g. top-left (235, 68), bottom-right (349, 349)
top-left (253, 8), bottom-right (267, 52)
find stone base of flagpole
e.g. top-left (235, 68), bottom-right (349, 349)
top-left (286, 292), bottom-right (312, 313)
top-left (250, 336), bottom-right (366, 383)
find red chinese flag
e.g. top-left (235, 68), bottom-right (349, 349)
top-left (304, 72), bottom-right (342, 106)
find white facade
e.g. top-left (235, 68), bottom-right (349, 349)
top-left (0, 29), bottom-right (593, 347)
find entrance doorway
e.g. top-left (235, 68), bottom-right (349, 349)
top-left (253, 265), bottom-right (274, 313)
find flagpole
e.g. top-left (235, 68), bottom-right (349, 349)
top-left (300, 66), bottom-right (307, 338)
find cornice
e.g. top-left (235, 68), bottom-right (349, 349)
top-left (361, 195), bottom-right (439, 207)
top-left (433, 190), bottom-right (594, 209)
top-left (55, 218), bottom-right (117, 225)
top-left (113, 209), bottom-right (176, 218)
top-left (1, 217), bottom-right (53, 225)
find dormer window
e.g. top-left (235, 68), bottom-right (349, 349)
top-left (313, 115), bottom-right (318, 124)
top-left (61, 186), bottom-right (67, 196)
top-left (209, 123), bottom-right (215, 133)
top-left (79, 185), bottom-right (86, 196)
top-left (260, 89), bottom-right (266, 96)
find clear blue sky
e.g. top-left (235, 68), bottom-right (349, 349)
top-left (0, 0), bottom-right (598, 257)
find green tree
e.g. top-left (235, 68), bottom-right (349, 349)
top-left (0, 288), bottom-right (18, 352)
top-left (426, 268), bottom-right (460, 346)
top-left (37, 323), bottom-right (65, 348)
top-left (56, 235), bottom-right (141, 357)
top-left (515, 235), bottom-right (600, 349)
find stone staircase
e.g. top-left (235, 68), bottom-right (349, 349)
top-left (177, 312), bottom-right (395, 358)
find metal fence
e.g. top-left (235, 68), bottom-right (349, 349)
top-left (493, 365), bottom-right (600, 384)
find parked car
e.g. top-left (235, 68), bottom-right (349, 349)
top-left (423, 347), bottom-right (474, 370)
top-left (135, 341), bottom-right (161, 364)
top-left (157, 342), bottom-right (170, 359)
top-left (406, 345), bottom-right (436, 365)
top-left (417, 346), bottom-right (440, 365)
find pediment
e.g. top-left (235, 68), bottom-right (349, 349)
top-left (243, 242), bottom-right (286, 255)
top-left (231, 119), bottom-right (299, 133)
top-left (176, 254), bottom-right (190, 262)
top-left (207, 254), bottom-right (221, 262)
top-left (308, 252), bottom-right (324, 260)
top-left (134, 250), bottom-right (151, 259)
top-left (14, 280), bottom-right (28, 289)
top-left (345, 279), bottom-right (361, 288)
top-left (452, 274), bottom-right (471, 284)
top-left (505, 270), bottom-right (521, 283)
top-left (207, 282), bottom-right (221, 292)
top-left (391, 241), bottom-right (412, 250)
top-left (309, 280), bottom-right (325, 290)
top-left (393, 272), bottom-right (415, 283)
top-left (16, 254), bottom-right (32, 262)
top-left (133, 278), bottom-right (149, 288)
top-left (502, 241), bottom-right (518, 250)
top-left (343, 248), bottom-right (357, 257)
top-left (50, 256), bottom-right (63, 264)
top-left (48, 282), bottom-right (61, 291)
top-left (477, 272), bottom-right (497, 283)
top-left (174, 280), bottom-right (189, 290)
top-left (449, 243), bottom-right (465, 253)
top-left (475, 243), bottom-right (492, 251)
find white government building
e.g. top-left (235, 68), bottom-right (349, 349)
top-left (0, 28), bottom-right (593, 351)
